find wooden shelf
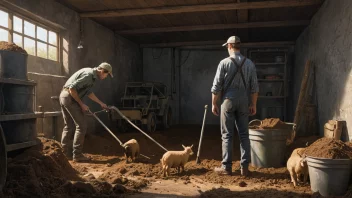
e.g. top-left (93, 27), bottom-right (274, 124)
top-left (255, 63), bottom-right (285, 66)
top-left (6, 139), bottom-right (39, 152)
top-left (258, 79), bottom-right (284, 82)
top-left (249, 48), bottom-right (289, 121)
top-left (259, 96), bottom-right (286, 99)
top-left (250, 50), bottom-right (288, 53)
top-left (262, 106), bottom-right (284, 108)
top-left (0, 112), bottom-right (42, 121)
top-left (0, 78), bottom-right (36, 86)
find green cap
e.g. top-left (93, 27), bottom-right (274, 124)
top-left (98, 62), bottom-right (113, 78)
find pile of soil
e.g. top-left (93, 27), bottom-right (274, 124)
top-left (2, 138), bottom-right (135, 197)
top-left (250, 118), bottom-right (291, 130)
top-left (285, 136), bottom-right (320, 160)
top-left (0, 41), bottom-right (27, 54)
top-left (304, 137), bottom-right (352, 159)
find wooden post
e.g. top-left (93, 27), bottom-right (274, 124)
top-left (294, 60), bottom-right (311, 125)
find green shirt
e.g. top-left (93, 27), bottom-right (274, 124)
top-left (63, 67), bottom-right (98, 99)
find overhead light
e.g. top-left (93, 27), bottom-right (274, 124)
top-left (77, 41), bottom-right (83, 49)
top-left (78, 18), bottom-right (84, 49)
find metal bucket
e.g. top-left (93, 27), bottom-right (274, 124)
top-left (1, 119), bottom-right (36, 144)
top-left (0, 124), bottom-right (7, 190)
top-left (2, 84), bottom-right (34, 113)
top-left (0, 50), bottom-right (28, 80)
top-left (249, 120), bottom-right (295, 168)
top-left (0, 84), bottom-right (4, 114)
top-left (306, 156), bottom-right (352, 197)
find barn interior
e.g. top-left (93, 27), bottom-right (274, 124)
top-left (1, 0), bottom-right (352, 197)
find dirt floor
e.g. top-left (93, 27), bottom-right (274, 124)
top-left (2, 124), bottom-right (352, 197)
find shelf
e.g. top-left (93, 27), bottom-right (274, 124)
top-left (250, 50), bottom-right (288, 53)
top-left (260, 106), bottom-right (284, 108)
top-left (36, 111), bottom-right (62, 118)
top-left (0, 78), bottom-right (36, 86)
top-left (255, 63), bottom-right (286, 66)
top-left (0, 112), bottom-right (43, 121)
top-left (259, 96), bottom-right (286, 99)
top-left (258, 79), bottom-right (284, 82)
top-left (6, 139), bottom-right (39, 152)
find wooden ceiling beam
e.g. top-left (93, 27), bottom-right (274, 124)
top-left (140, 41), bottom-right (295, 48)
top-left (237, 0), bottom-right (249, 42)
top-left (80, 0), bottom-right (323, 18)
top-left (116, 20), bottom-right (310, 34)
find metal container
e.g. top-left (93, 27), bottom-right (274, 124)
top-left (249, 121), bottom-right (295, 168)
top-left (0, 86), bottom-right (3, 114)
top-left (275, 56), bottom-right (284, 63)
top-left (306, 156), bottom-right (352, 197)
top-left (1, 119), bottom-right (36, 144)
top-left (0, 50), bottom-right (28, 80)
top-left (0, 124), bottom-right (6, 190)
top-left (2, 84), bottom-right (34, 113)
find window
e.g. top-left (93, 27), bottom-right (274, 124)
top-left (0, 8), bottom-right (58, 61)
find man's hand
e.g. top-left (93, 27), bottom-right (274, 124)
top-left (249, 104), bottom-right (256, 116)
top-left (100, 103), bottom-right (108, 110)
top-left (212, 104), bottom-right (220, 116)
top-left (250, 93), bottom-right (258, 116)
top-left (80, 103), bottom-right (89, 112)
top-left (212, 93), bottom-right (220, 116)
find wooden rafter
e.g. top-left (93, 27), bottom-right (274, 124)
top-left (80, 0), bottom-right (323, 18)
top-left (116, 20), bottom-right (310, 34)
top-left (237, 0), bottom-right (249, 42)
top-left (140, 41), bottom-right (295, 48)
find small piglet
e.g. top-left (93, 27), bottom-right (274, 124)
top-left (122, 139), bottom-right (139, 163)
top-left (287, 148), bottom-right (308, 187)
top-left (160, 145), bottom-right (194, 177)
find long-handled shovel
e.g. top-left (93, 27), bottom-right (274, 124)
top-left (88, 109), bottom-right (151, 159)
top-left (108, 106), bottom-right (169, 152)
top-left (196, 105), bottom-right (208, 164)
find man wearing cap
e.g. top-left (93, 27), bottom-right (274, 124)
top-left (60, 62), bottom-right (113, 162)
top-left (211, 36), bottom-right (259, 176)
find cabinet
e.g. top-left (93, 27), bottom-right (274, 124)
top-left (248, 49), bottom-right (289, 121)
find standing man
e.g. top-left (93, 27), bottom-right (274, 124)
top-left (211, 36), bottom-right (259, 176)
top-left (60, 62), bottom-right (113, 162)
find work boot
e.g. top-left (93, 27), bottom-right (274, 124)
top-left (73, 154), bottom-right (91, 162)
top-left (63, 150), bottom-right (73, 160)
top-left (214, 167), bottom-right (232, 176)
top-left (241, 168), bottom-right (250, 177)
top-left (64, 153), bottom-right (73, 160)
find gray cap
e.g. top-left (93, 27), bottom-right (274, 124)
top-left (98, 62), bottom-right (113, 78)
top-left (222, 36), bottom-right (241, 47)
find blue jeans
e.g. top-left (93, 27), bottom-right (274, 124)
top-left (220, 97), bottom-right (251, 171)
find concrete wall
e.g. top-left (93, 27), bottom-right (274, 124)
top-left (143, 48), bottom-right (229, 125)
top-left (179, 49), bottom-right (228, 125)
top-left (6, 0), bottom-right (142, 137)
top-left (293, 0), bottom-right (352, 141)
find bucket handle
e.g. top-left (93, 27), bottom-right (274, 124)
top-left (285, 122), bottom-right (297, 145)
top-left (249, 119), bottom-right (262, 126)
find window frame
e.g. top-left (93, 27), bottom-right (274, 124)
top-left (0, 6), bottom-right (60, 62)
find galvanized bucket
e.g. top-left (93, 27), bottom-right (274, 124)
top-left (306, 156), bottom-right (352, 197)
top-left (249, 119), bottom-right (296, 168)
